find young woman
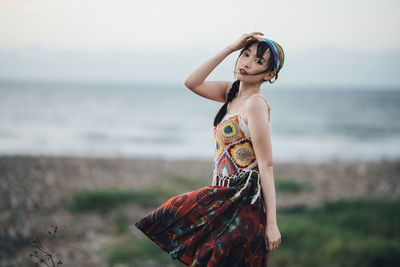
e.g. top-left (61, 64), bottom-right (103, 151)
top-left (135, 32), bottom-right (284, 266)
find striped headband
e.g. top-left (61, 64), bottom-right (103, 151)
top-left (261, 37), bottom-right (285, 73)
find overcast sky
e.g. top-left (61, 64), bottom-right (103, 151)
top-left (0, 0), bottom-right (399, 87)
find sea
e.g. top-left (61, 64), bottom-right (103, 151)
top-left (0, 80), bottom-right (399, 163)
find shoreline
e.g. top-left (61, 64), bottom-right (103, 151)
top-left (1, 152), bottom-right (397, 163)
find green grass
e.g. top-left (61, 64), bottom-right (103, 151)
top-left (113, 209), bottom-right (130, 235)
top-left (166, 175), bottom-right (209, 190)
top-left (270, 198), bottom-right (400, 267)
top-left (103, 235), bottom-right (186, 267)
top-left (68, 177), bottom-right (310, 212)
top-left (68, 175), bottom-right (209, 212)
top-left (68, 186), bottom-right (172, 212)
top-left (68, 176), bottom-right (399, 266)
top-left (305, 198), bottom-right (400, 241)
top-left (104, 198), bottom-right (400, 267)
top-left (275, 179), bottom-right (313, 194)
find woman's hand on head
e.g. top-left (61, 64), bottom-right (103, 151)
top-left (228, 32), bottom-right (265, 52)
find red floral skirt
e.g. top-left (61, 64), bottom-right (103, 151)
top-left (134, 171), bottom-right (269, 266)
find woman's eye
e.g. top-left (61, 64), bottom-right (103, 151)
top-left (256, 59), bottom-right (263, 64)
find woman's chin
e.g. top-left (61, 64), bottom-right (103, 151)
top-left (236, 74), bottom-right (247, 81)
top-left (237, 77), bottom-right (260, 84)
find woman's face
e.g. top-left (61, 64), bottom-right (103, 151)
top-left (235, 43), bottom-right (275, 83)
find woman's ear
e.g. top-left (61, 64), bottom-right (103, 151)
top-left (263, 70), bottom-right (277, 81)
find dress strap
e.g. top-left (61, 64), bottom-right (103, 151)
top-left (239, 93), bottom-right (272, 121)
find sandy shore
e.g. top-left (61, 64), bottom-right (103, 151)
top-left (1, 155), bottom-right (399, 266)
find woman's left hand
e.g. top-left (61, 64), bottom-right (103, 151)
top-left (228, 32), bottom-right (265, 52)
top-left (265, 222), bottom-right (281, 252)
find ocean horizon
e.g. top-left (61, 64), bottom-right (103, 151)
top-left (1, 80), bottom-right (399, 163)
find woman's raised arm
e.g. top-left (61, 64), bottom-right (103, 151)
top-left (184, 32), bottom-right (265, 103)
top-left (184, 45), bottom-right (234, 103)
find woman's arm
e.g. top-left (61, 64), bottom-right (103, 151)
top-left (184, 45), bottom-right (234, 103)
top-left (245, 97), bottom-right (281, 251)
top-left (184, 32), bottom-right (265, 103)
top-left (246, 98), bottom-right (276, 223)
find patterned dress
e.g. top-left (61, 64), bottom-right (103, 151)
top-left (134, 94), bottom-right (272, 266)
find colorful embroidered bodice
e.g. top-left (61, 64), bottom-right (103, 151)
top-left (211, 94), bottom-right (271, 190)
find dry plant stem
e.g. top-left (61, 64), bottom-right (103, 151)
top-left (29, 225), bottom-right (62, 267)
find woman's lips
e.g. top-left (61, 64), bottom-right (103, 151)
top-left (239, 69), bottom-right (247, 75)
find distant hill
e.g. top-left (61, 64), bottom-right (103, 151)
top-left (0, 46), bottom-right (399, 88)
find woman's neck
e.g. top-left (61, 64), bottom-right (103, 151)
top-left (237, 82), bottom-right (262, 100)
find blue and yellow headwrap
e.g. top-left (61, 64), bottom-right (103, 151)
top-left (261, 37), bottom-right (285, 73)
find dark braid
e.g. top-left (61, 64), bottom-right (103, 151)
top-left (213, 80), bottom-right (240, 127)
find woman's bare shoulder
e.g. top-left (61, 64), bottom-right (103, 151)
top-left (243, 95), bottom-right (270, 123)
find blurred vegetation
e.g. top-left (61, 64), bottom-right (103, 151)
top-left (68, 176), bottom-right (399, 266)
top-left (270, 198), bottom-right (400, 267)
top-left (104, 198), bottom-right (400, 267)
top-left (68, 175), bottom-right (207, 212)
top-left (104, 235), bottom-right (186, 267)
top-left (113, 209), bottom-right (130, 235)
top-left (68, 177), bottom-right (309, 212)
top-left (275, 179), bottom-right (313, 193)
top-left (68, 186), bottom-right (170, 212)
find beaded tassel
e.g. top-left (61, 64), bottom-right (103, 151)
top-left (212, 165), bottom-right (217, 186)
top-left (212, 160), bottom-right (261, 204)
top-left (251, 174), bottom-right (262, 205)
top-left (234, 170), bottom-right (253, 199)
